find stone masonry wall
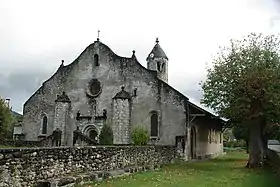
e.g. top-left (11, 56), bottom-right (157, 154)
top-left (53, 102), bottom-right (71, 146)
top-left (266, 148), bottom-right (280, 176)
top-left (112, 99), bottom-right (131, 144)
top-left (0, 145), bottom-right (175, 187)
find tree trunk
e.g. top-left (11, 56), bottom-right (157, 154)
top-left (245, 140), bottom-right (249, 154)
top-left (246, 117), bottom-right (265, 168)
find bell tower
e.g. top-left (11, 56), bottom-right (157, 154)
top-left (146, 38), bottom-right (169, 83)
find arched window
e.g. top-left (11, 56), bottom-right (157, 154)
top-left (151, 113), bottom-right (159, 137)
top-left (42, 116), bottom-right (48, 134)
top-left (162, 63), bottom-right (165, 72)
top-left (157, 61), bottom-right (161, 71)
top-left (94, 54), bottom-right (99, 66)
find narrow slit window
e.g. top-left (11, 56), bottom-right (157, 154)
top-left (151, 113), bottom-right (159, 137)
top-left (157, 61), bottom-right (161, 71)
top-left (94, 54), bottom-right (99, 66)
top-left (162, 63), bottom-right (165, 72)
top-left (42, 116), bottom-right (48, 134)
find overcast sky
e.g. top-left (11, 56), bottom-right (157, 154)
top-left (1, 0), bottom-right (280, 114)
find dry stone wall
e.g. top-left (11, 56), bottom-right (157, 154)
top-left (266, 148), bottom-right (280, 177)
top-left (0, 145), bottom-right (175, 187)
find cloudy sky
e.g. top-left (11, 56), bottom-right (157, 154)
top-left (1, 0), bottom-right (280, 114)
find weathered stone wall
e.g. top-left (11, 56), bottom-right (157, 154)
top-left (266, 148), bottom-right (280, 176)
top-left (112, 99), bottom-right (131, 144)
top-left (0, 140), bottom-right (42, 147)
top-left (0, 145), bottom-right (175, 187)
top-left (158, 82), bottom-right (186, 145)
top-left (147, 57), bottom-right (168, 83)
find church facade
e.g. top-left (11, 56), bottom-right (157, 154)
top-left (21, 38), bottom-right (225, 159)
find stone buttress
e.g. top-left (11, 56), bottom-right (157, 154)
top-left (53, 91), bottom-right (71, 146)
top-left (112, 87), bottom-right (132, 144)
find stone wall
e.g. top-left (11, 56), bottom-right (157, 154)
top-left (0, 145), bottom-right (175, 187)
top-left (266, 148), bottom-right (280, 177)
top-left (0, 140), bottom-right (42, 147)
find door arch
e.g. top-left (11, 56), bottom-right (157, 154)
top-left (83, 124), bottom-right (99, 141)
top-left (88, 129), bottom-right (98, 141)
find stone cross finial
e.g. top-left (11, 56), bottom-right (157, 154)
top-left (97, 30), bottom-right (100, 41)
top-left (156, 37), bottom-right (159, 44)
top-left (60, 60), bottom-right (64, 68)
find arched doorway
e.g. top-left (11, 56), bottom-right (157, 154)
top-left (88, 129), bottom-right (98, 141)
top-left (190, 126), bottom-right (196, 159)
top-left (83, 125), bottom-right (99, 141)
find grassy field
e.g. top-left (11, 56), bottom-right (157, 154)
top-left (81, 152), bottom-right (280, 187)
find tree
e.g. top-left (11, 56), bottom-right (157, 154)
top-left (99, 124), bottom-right (113, 145)
top-left (232, 123), bottom-right (280, 154)
top-left (232, 124), bottom-right (249, 153)
top-left (0, 98), bottom-right (13, 140)
top-left (201, 33), bottom-right (280, 168)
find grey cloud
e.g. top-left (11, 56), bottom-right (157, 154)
top-left (273, 0), bottom-right (280, 8)
top-left (0, 68), bottom-right (53, 113)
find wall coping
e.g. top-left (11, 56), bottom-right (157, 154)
top-left (0, 145), bottom-right (175, 154)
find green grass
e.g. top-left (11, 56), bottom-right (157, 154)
top-left (81, 152), bottom-right (280, 187)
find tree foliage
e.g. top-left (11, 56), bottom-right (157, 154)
top-left (233, 123), bottom-right (280, 142)
top-left (99, 124), bottom-right (113, 145)
top-left (131, 126), bottom-right (149, 146)
top-left (201, 33), bottom-right (280, 123)
top-left (0, 98), bottom-right (13, 140)
top-left (201, 33), bottom-right (280, 167)
top-left (232, 124), bottom-right (249, 142)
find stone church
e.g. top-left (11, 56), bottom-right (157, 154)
top-left (20, 37), bottom-right (225, 159)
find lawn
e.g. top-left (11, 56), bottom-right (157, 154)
top-left (81, 152), bottom-right (280, 187)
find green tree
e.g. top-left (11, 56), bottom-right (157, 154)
top-left (232, 124), bottom-right (249, 153)
top-left (99, 124), bottom-right (113, 145)
top-left (263, 124), bottom-right (280, 142)
top-left (201, 33), bottom-right (280, 168)
top-left (0, 98), bottom-right (13, 140)
top-left (131, 126), bottom-right (149, 146)
top-left (232, 123), bottom-right (280, 154)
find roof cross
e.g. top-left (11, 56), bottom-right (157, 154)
top-left (97, 30), bottom-right (100, 41)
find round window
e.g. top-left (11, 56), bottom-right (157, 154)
top-left (86, 79), bottom-right (102, 98)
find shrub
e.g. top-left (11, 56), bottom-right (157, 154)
top-left (99, 124), bottom-right (113, 145)
top-left (131, 126), bottom-right (150, 146)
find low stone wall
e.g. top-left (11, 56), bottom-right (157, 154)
top-left (0, 145), bottom-right (175, 187)
top-left (0, 140), bottom-right (42, 147)
top-left (266, 148), bottom-right (280, 176)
